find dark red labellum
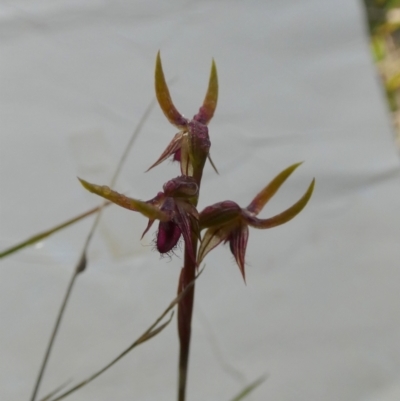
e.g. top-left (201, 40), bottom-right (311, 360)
top-left (173, 148), bottom-right (181, 162)
top-left (157, 221), bottom-right (182, 254)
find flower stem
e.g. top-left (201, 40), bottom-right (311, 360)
top-left (177, 232), bottom-right (198, 401)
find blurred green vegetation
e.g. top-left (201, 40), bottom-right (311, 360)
top-left (363, 0), bottom-right (400, 146)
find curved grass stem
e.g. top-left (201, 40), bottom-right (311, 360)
top-left (28, 99), bottom-right (155, 401)
top-left (0, 205), bottom-right (109, 259)
top-left (40, 267), bottom-right (203, 401)
top-left (29, 270), bottom-right (79, 401)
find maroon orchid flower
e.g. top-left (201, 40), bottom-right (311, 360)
top-left (75, 53), bottom-right (315, 401)
top-left (198, 163), bottom-right (315, 281)
top-left (78, 176), bottom-right (199, 260)
top-left (147, 52), bottom-right (219, 178)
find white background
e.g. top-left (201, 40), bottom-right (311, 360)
top-left (1, 1), bottom-right (400, 400)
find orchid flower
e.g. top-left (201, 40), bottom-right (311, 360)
top-left (76, 52), bottom-right (315, 401)
top-left (79, 176), bottom-right (199, 260)
top-left (198, 163), bottom-right (315, 281)
top-left (147, 52), bottom-right (219, 179)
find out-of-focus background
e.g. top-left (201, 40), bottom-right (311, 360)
top-left (1, 1), bottom-right (400, 400)
top-left (364, 0), bottom-right (400, 148)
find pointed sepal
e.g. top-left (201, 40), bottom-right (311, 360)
top-left (174, 203), bottom-right (198, 262)
top-left (141, 219), bottom-right (155, 240)
top-left (194, 59), bottom-right (218, 125)
top-left (78, 178), bottom-right (170, 221)
top-left (228, 224), bottom-right (249, 282)
top-left (146, 132), bottom-right (183, 172)
top-left (207, 153), bottom-right (219, 174)
top-left (155, 51), bottom-right (187, 128)
top-left (244, 178), bottom-right (315, 228)
top-left (247, 162), bottom-right (303, 215)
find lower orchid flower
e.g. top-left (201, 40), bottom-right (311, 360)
top-left (198, 162), bottom-right (315, 281)
top-left (79, 176), bottom-right (199, 260)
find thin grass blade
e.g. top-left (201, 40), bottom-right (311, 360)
top-left (46, 314), bottom-right (174, 401)
top-left (229, 376), bottom-right (266, 401)
top-left (29, 98), bottom-right (156, 401)
top-left (38, 381), bottom-right (72, 401)
top-left (44, 268), bottom-right (204, 401)
top-left (0, 204), bottom-right (109, 259)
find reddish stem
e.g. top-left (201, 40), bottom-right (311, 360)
top-left (177, 233), bottom-right (197, 401)
top-left (176, 120), bottom-right (207, 401)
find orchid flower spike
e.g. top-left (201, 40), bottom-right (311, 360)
top-left (147, 52), bottom-right (219, 179)
top-left (79, 176), bottom-right (199, 260)
top-left (197, 163), bottom-right (315, 282)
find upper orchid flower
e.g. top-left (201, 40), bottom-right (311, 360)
top-left (198, 163), bottom-right (315, 281)
top-left (79, 176), bottom-right (199, 260)
top-left (147, 52), bottom-right (219, 180)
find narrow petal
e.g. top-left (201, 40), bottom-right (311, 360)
top-left (146, 132), bottom-right (183, 172)
top-left (197, 225), bottom-right (232, 265)
top-left (155, 51), bottom-right (187, 128)
top-left (179, 201), bottom-right (202, 248)
top-left (246, 162), bottom-right (303, 215)
top-left (229, 224), bottom-right (249, 282)
top-left (207, 154), bottom-right (219, 174)
top-left (174, 203), bottom-right (198, 262)
top-left (178, 201), bottom-right (199, 220)
top-left (78, 178), bottom-right (170, 221)
top-left (193, 59), bottom-right (218, 125)
top-left (141, 219), bottom-right (155, 240)
top-left (244, 178), bottom-right (315, 229)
